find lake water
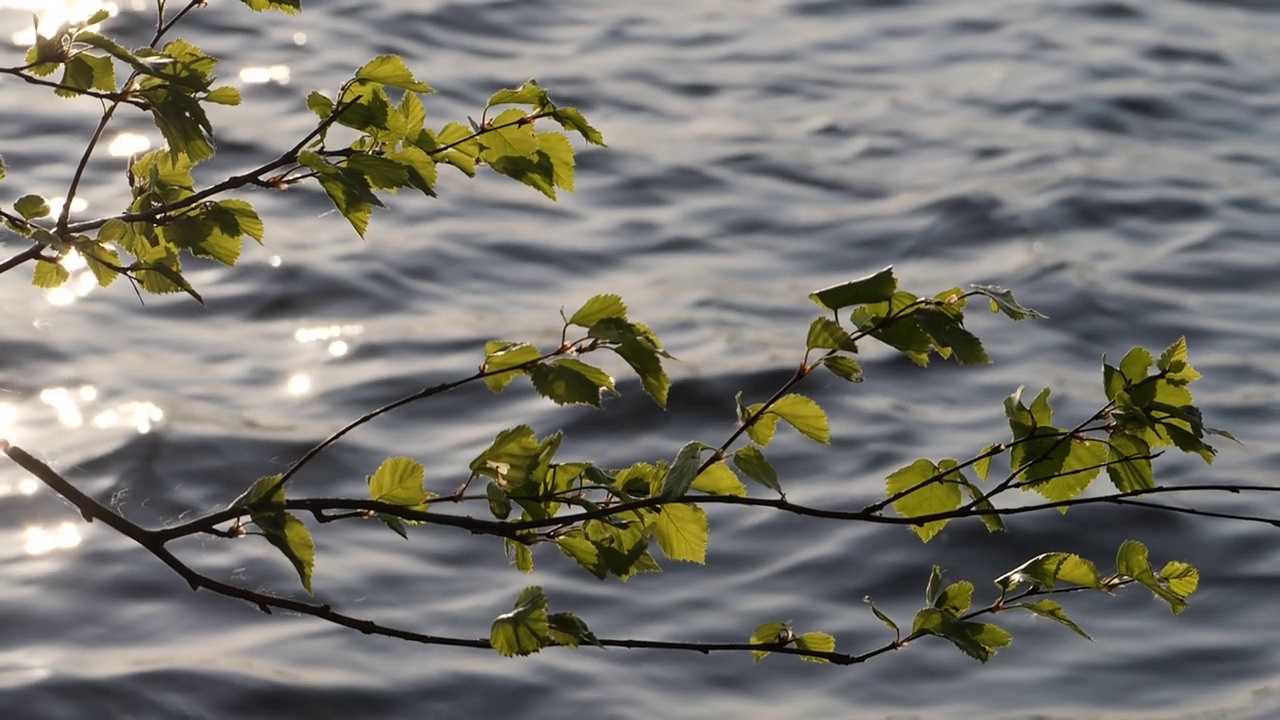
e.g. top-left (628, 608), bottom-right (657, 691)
top-left (1, 0), bottom-right (1279, 718)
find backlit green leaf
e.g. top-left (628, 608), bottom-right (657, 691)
top-left (32, 261), bottom-right (69, 289)
top-left (690, 461), bottom-right (747, 497)
top-left (531, 359), bottom-right (615, 407)
top-left (538, 131), bottom-right (575, 192)
top-left (205, 86), bottom-right (242, 105)
top-left (996, 552), bottom-right (1102, 592)
top-left (81, 245), bottom-right (120, 287)
top-left (490, 586), bottom-right (550, 657)
top-left (915, 308), bottom-right (990, 364)
top-left (368, 456), bottom-right (429, 508)
top-left (821, 355), bottom-right (863, 382)
top-left (260, 512), bottom-right (315, 594)
top-left (770, 394), bottom-right (829, 444)
top-left (1160, 561), bottom-right (1200, 598)
top-left (14, 195), bottom-right (50, 221)
top-left (935, 580), bottom-right (974, 615)
top-left (863, 596), bottom-right (900, 636)
top-left (885, 459), bottom-right (961, 542)
top-left (809, 266), bottom-right (896, 311)
top-left (749, 621), bottom-right (791, 663)
top-left (743, 402), bottom-right (779, 446)
top-left (238, 0), bottom-right (301, 13)
top-left (486, 481), bottom-right (511, 519)
top-left (548, 612), bottom-right (601, 649)
top-left (1157, 337), bottom-right (1201, 386)
top-left (306, 90), bottom-right (334, 120)
top-left (1107, 432), bottom-right (1154, 492)
top-left (1119, 346), bottom-right (1153, 385)
top-left (733, 446), bottom-right (782, 496)
top-left (795, 632), bottom-right (835, 663)
top-left (806, 317), bottom-right (857, 351)
top-left (970, 284), bottom-right (1046, 320)
top-left (550, 107), bottom-right (606, 146)
top-left (653, 503), bottom-right (707, 563)
top-left (569, 294), bottom-right (627, 328)
top-left (488, 81), bottom-right (549, 108)
top-left (483, 341), bottom-right (542, 392)
top-left (1016, 599), bottom-right (1091, 640)
top-left (660, 441), bottom-right (706, 499)
top-left (355, 54), bottom-right (433, 92)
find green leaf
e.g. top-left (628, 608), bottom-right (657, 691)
top-left (690, 461), bottom-right (747, 497)
top-left (770, 394), bottom-right (829, 444)
top-left (806, 317), bottom-right (856, 351)
top-left (821, 355), bottom-right (863, 382)
top-left (749, 621), bottom-right (791, 663)
top-left (214, 199), bottom-right (265, 244)
top-left (486, 481), bottom-right (512, 520)
top-left (996, 552), bottom-right (1102, 592)
top-left (973, 445), bottom-right (998, 482)
top-left (569, 294), bottom-right (627, 327)
top-left (14, 195), bottom-right (50, 221)
top-left (914, 309), bottom-right (990, 364)
top-left (297, 151), bottom-right (379, 237)
top-left (260, 512), bottom-right (315, 594)
top-left (488, 81), bottom-right (549, 108)
top-left (1157, 337), bottom-right (1201, 386)
top-left (556, 533), bottom-right (605, 579)
top-left (538, 132), bottom-right (575, 192)
top-left (590, 318), bottom-right (671, 408)
top-left (742, 403), bottom-right (779, 446)
top-left (1160, 561), bottom-right (1200, 598)
top-left (550, 107), bottom-right (606, 146)
top-left (306, 90), bottom-right (334, 120)
top-left (481, 108), bottom-right (539, 157)
top-left (970, 284), bottom-right (1047, 320)
top-left (660, 441), bottom-right (706, 500)
top-left (490, 586), bottom-right (550, 657)
top-left (347, 153), bottom-right (409, 190)
top-left (913, 609), bottom-right (1012, 663)
top-left (1019, 434), bottom-right (1108, 510)
top-left (653, 503), bottom-right (708, 563)
top-left (238, 0), bottom-right (302, 13)
top-left (469, 425), bottom-right (543, 494)
top-left (368, 456), bottom-right (429, 508)
top-left (530, 359), bottom-right (616, 407)
top-left (378, 514), bottom-right (409, 539)
top-left (960, 480), bottom-right (1005, 533)
top-left (32, 261), bottom-right (70, 289)
top-left (507, 539), bottom-right (534, 572)
top-left (386, 146), bottom-right (438, 197)
top-left (81, 245), bottom-right (121, 288)
top-left (885, 459), bottom-right (961, 542)
top-left (809, 266), bottom-right (896, 311)
top-left (547, 612), bottom-right (602, 649)
top-left (863, 596), bottom-right (900, 637)
top-left (935, 580), bottom-right (974, 615)
top-left (230, 474), bottom-right (285, 509)
top-left (1015, 599), bottom-right (1092, 640)
top-left (398, 91), bottom-right (426, 135)
top-left (355, 54), bottom-right (433, 92)
top-left (1107, 433), bottom-right (1154, 492)
top-left (733, 446), bottom-right (782, 496)
top-left (1119, 346), bottom-right (1153, 385)
top-left (925, 565), bottom-right (944, 605)
top-left (794, 632), bottom-right (835, 663)
top-left (205, 86), bottom-right (242, 105)
top-left (482, 341), bottom-right (542, 392)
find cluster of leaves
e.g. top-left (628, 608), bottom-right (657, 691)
top-left (214, 269), bottom-right (1207, 662)
top-left (4, 3), bottom-right (602, 303)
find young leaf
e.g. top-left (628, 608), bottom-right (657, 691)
top-left (794, 632), bottom-right (836, 663)
top-left (507, 539), bottom-right (534, 573)
top-left (960, 480), bottom-right (1005, 533)
top-left (914, 309), bottom-right (990, 365)
top-left (1016, 600), bottom-right (1092, 640)
top-left (556, 533), bottom-right (606, 579)
top-left (488, 81), bottom-right (549, 108)
top-left (14, 195), bottom-right (50, 221)
top-left (809, 266), bottom-right (896, 311)
top-left (912, 609), bottom-right (1012, 663)
top-left (863, 596), bottom-right (900, 638)
top-left (550, 107), bottom-right (606, 146)
top-left (925, 565), bottom-right (944, 605)
top-left (770, 394), bottom-right (830, 444)
top-left (660, 441), bottom-right (706, 499)
top-left (690, 461), bottom-right (747, 497)
top-left (368, 456), bottom-right (429, 508)
top-left (652, 503), bottom-right (708, 564)
top-left (806, 317), bottom-right (856, 352)
top-left (1106, 433), bottom-right (1154, 492)
top-left (482, 341), bottom-right (542, 392)
top-left (1160, 561), bottom-right (1200, 598)
top-left (490, 586), bottom-right (551, 657)
top-left (742, 403), bottom-right (780, 446)
top-left (568, 294), bottom-right (627, 328)
top-left (259, 512), bottom-right (315, 595)
top-left (732, 445), bottom-right (782, 496)
top-left (205, 86), bottom-right (242, 105)
top-left (748, 621), bottom-right (791, 663)
top-left (355, 54), bottom-right (433, 92)
top-left (486, 481), bottom-right (512, 520)
top-left (32, 261), bottom-right (70, 289)
top-left (996, 552), bottom-right (1102, 592)
top-left (530, 359), bottom-right (615, 407)
top-left (970, 284), bottom-right (1047, 320)
top-left (1157, 337), bottom-right (1201, 386)
top-left (1119, 346), bottom-right (1153, 385)
top-left (306, 90), bottom-right (334, 120)
top-left (547, 612), bottom-right (602, 649)
top-left (238, 0), bottom-right (302, 13)
top-left (821, 355), bottom-right (863, 382)
top-left (935, 580), bottom-right (974, 615)
top-left (885, 459), bottom-right (961, 543)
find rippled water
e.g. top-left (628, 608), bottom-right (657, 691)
top-left (2, 0), bottom-right (1279, 718)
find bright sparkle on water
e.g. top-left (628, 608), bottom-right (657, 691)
top-left (239, 65), bottom-right (291, 85)
top-left (23, 522), bottom-right (82, 555)
top-left (107, 132), bottom-right (151, 157)
top-left (286, 373), bottom-right (312, 396)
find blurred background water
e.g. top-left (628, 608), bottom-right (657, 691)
top-left (1, 0), bottom-right (1278, 718)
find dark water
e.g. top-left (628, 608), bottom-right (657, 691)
top-left (1, 0), bottom-right (1279, 717)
